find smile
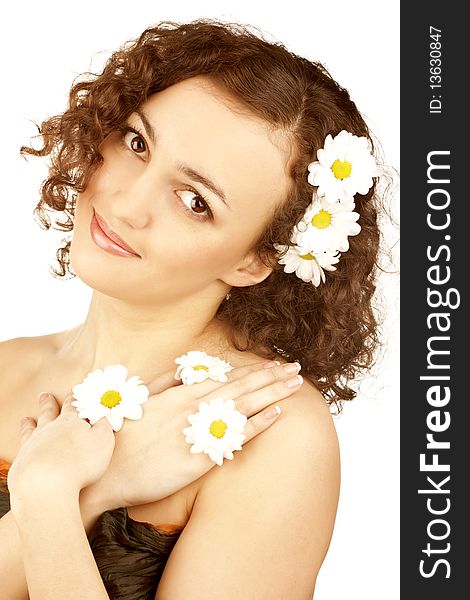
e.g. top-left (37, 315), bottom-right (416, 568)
top-left (90, 210), bottom-right (141, 258)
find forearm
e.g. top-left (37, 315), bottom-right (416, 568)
top-left (0, 511), bottom-right (29, 600)
top-left (0, 493), bottom-right (106, 600)
top-left (11, 494), bottom-right (109, 600)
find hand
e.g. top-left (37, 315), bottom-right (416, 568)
top-left (83, 361), bottom-right (303, 512)
top-left (8, 394), bottom-right (115, 506)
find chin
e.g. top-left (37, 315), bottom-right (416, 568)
top-left (70, 236), bottom-right (133, 300)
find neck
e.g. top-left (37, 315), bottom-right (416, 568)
top-left (57, 290), bottom-right (231, 384)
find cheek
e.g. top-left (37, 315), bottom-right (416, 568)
top-left (158, 233), bottom-right (241, 275)
top-left (147, 223), bottom-right (253, 289)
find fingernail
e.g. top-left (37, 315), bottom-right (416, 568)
top-left (264, 405), bottom-right (281, 419)
top-left (282, 362), bottom-right (301, 374)
top-left (262, 360), bottom-right (281, 368)
top-left (285, 374), bottom-right (303, 388)
top-left (39, 392), bottom-right (51, 402)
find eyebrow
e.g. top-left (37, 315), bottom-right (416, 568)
top-left (175, 163), bottom-right (229, 207)
top-left (136, 109), bottom-right (156, 144)
top-left (135, 109), bottom-right (230, 208)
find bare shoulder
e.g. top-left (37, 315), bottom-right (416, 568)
top-left (0, 334), bottom-right (59, 401)
top-left (198, 377), bottom-right (340, 510)
top-left (0, 333), bottom-right (59, 369)
top-left (157, 380), bottom-right (340, 599)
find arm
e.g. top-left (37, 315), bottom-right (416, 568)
top-left (3, 362), bottom-right (302, 598)
top-left (0, 496), bottom-right (106, 600)
top-left (0, 337), bottom-right (109, 599)
top-left (11, 494), bottom-right (109, 600)
top-left (7, 396), bottom-right (115, 600)
top-left (155, 384), bottom-right (340, 600)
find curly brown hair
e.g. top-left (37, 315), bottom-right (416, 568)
top-left (21, 19), bottom-right (383, 410)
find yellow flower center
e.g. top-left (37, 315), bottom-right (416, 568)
top-left (193, 365), bottom-right (209, 371)
top-left (311, 210), bottom-right (331, 229)
top-left (100, 390), bottom-right (122, 409)
top-left (299, 252), bottom-right (316, 261)
top-left (331, 159), bottom-right (352, 180)
top-left (209, 419), bottom-right (227, 439)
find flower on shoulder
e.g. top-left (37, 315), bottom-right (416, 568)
top-left (182, 397), bottom-right (247, 466)
top-left (275, 243), bottom-right (340, 287)
top-left (71, 364), bottom-right (149, 432)
top-left (175, 350), bottom-right (233, 385)
top-left (307, 130), bottom-right (378, 204)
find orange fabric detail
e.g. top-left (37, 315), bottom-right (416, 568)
top-left (0, 459), bottom-right (11, 493)
top-left (0, 459), bottom-right (11, 475)
top-left (148, 522), bottom-right (184, 533)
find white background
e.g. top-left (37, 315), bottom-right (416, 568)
top-left (0, 2), bottom-right (400, 598)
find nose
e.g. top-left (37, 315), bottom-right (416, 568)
top-left (109, 172), bottom-right (156, 229)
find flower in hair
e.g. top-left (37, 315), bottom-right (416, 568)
top-left (307, 130), bottom-right (378, 204)
top-left (294, 198), bottom-right (361, 253)
top-left (274, 244), bottom-right (340, 286)
top-left (175, 351), bottom-right (233, 385)
top-left (182, 397), bottom-right (247, 466)
top-left (275, 129), bottom-right (376, 286)
top-left (71, 364), bottom-right (149, 432)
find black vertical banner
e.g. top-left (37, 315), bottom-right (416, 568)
top-left (401, 3), bottom-right (467, 597)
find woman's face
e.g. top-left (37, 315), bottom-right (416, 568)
top-left (70, 76), bottom-right (292, 306)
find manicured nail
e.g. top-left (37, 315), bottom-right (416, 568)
top-left (282, 362), bottom-right (301, 374)
top-left (262, 360), bottom-right (281, 368)
top-left (285, 374), bottom-right (303, 388)
top-left (264, 405), bottom-right (281, 419)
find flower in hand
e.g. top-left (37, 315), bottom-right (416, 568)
top-left (175, 350), bottom-right (233, 385)
top-left (71, 364), bottom-right (149, 432)
top-left (182, 397), bottom-right (247, 466)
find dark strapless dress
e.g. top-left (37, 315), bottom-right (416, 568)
top-left (0, 460), bottom-right (183, 600)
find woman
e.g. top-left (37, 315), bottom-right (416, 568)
top-left (0, 19), bottom-right (381, 599)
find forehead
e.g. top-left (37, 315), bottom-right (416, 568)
top-left (141, 77), bottom-right (292, 216)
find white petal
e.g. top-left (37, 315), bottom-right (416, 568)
top-left (120, 402), bottom-right (143, 420)
top-left (107, 410), bottom-right (125, 432)
top-left (208, 448), bottom-right (224, 466)
top-left (122, 382), bottom-right (149, 404)
top-left (190, 443), bottom-right (204, 454)
top-left (104, 364), bottom-right (128, 382)
top-left (126, 375), bottom-right (144, 386)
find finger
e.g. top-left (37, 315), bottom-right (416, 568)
top-left (241, 404), bottom-right (283, 444)
top-left (224, 360), bottom-right (281, 382)
top-left (231, 373), bottom-right (303, 417)
top-left (201, 362), bottom-right (302, 410)
top-left (19, 416), bottom-right (37, 445)
top-left (147, 370), bottom-right (184, 396)
top-left (61, 394), bottom-right (93, 427)
top-left (60, 393), bottom-right (78, 414)
top-left (147, 361), bottom-right (270, 398)
top-left (36, 393), bottom-right (60, 427)
top-left (91, 416), bottom-right (116, 444)
top-left (188, 360), bottom-right (284, 398)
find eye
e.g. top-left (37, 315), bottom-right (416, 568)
top-left (177, 190), bottom-right (212, 219)
top-left (122, 128), bottom-right (148, 159)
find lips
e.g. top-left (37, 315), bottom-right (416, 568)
top-left (91, 210), bottom-right (141, 257)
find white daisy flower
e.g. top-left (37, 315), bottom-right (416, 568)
top-left (175, 351), bottom-right (233, 385)
top-left (294, 197), bottom-right (361, 253)
top-left (275, 244), bottom-right (340, 286)
top-left (307, 130), bottom-right (378, 204)
top-left (71, 364), bottom-right (149, 432)
top-left (182, 397), bottom-right (247, 466)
